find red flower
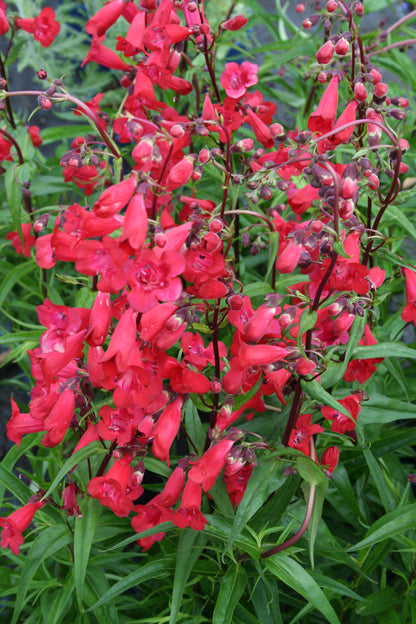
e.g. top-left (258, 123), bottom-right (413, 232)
top-left (88, 455), bottom-right (144, 517)
top-left (343, 324), bottom-right (384, 383)
top-left (27, 125), bottom-right (42, 147)
top-left (188, 438), bottom-right (234, 492)
top-left (86, 0), bottom-right (125, 37)
top-left (6, 223), bottom-right (36, 258)
top-left (0, 8), bottom-right (9, 35)
top-left (308, 76), bottom-right (340, 135)
top-left (0, 501), bottom-right (44, 555)
top-left (15, 7), bottom-right (60, 48)
top-left (152, 396), bottom-right (183, 466)
top-left (288, 414), bottom-right (324, 456)
top-left (321, 394), bottom-right (361, 434)
top-left (402, 268), bottom-right (416, 324)
top-left (220, 62), bottom-right (258, 99)
top-left (320, 447), bottom-right (340, 477)
top-left (173, 479), bottom-right (207, 531)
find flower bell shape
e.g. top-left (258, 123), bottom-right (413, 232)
top-left (308, 75), bottom-right (340, 135)
top-left (402, 268), bottom-right (416, 324)
top-left (0, 501), bottom-right (44, 555)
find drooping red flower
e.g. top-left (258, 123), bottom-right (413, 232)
top-left (6, 223), bottom-right (36, 258)
top-left (27, 125), bottom-right (43, 147)
top-left (85, 0), bottom-right (125, 37)
top-left (151, 396), bottom-right (183, 466)
top-left (288, 413), bottom-right (324, 456)
top-left (308, 75), bottom-right (340, 135)
top-left (172, 479), bottom-right (207, 531)
top-left (15, 7), bottom-right (60, 48)
top-left (343, 324), bottom-right (384, 383)
top-left (188, 438), bottom-right (234, 492)
top-left (321, 394), bottom-right (361, 434)
top-left (0, 501), bottom-right (44, 555)
top-left (88, 455), bottom-right (144, 517)
top-left (402, 268), bottom-right (416, 324)
top-left (320, 447), bottom-right (340, 476)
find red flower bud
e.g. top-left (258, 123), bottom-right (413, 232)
top-left (221, 14), bottom-right (248, 31)
top-left (354, 82), bottom-right (367, 101)
top-left (316, 40), bottom-right (335, 64)
top-left (335, 37), bottom-right (349, 55)
top-left (326, 0), bottom-right (338, 12)
top-left (38, 94), bottom-right (52, 109)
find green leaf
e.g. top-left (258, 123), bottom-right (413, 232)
top-left (73, 498), bottom-right (102, 609)
top-left (265, 553), bottom-right (341, 624)
top-left (356, 588), bottom-right (401, 615)
top-left (251, 575), bottom-right (283, 624)
top-left (88, 557), bottom-right (176, 612)
top-left (0, 463), bottom-right (33, 504)
top-left (45, 574), bottom-right (75, 624)
top-left (352, 342), bottom-right (416, 360)
top-left (307, 481), bottom-right (328, 569)
top-left (184, 399), bottom-right (206, 454)
top-left (12, 525), bottom-right (72, 624)
top-left (222, 458), bottom-right (285, 555)
top-left (213, 563), bottom-right (247, 624)
top-left (169, 530), bottom-right (208, 624)
top-left (4, 163), bottom-right (22, 235)
top-left (0, 261), bottom-right (35, 311)
top-left (297, 310), bottom-right (317, 352)
top-left (348, 504), bottom-right (416, 551)
top-left (42, 442), bottom-right (107, 499)
top-left (301, 378), bottom-right (351, 417)
top-left (297, 456), bottom-right (327, 486)
top-left (388, 204), bottom-right (416, 241)
top-left (359, 393), bottom-right (416, 424)
top-left (363, 448), bottom-right (397, 513)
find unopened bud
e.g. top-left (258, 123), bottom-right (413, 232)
top-left (198, 148), bottom-right (210, 164)
top-left (37, 69), bottom-right (47, 80)
top-left (33, 214), bottom-right (50, 232)
top-left (354, 82), bottom-right (367, 101)
top-left (211, 381), bottom-right (222, 394)
top-left (170, 123), bottom-right (186, 139)
top-left (209, 218), bottom-right (223, 233)
top-left (38, 95), bottom-right (52, 110)
top-left (326, 0), bottom-right (337, 11)
top-left (302, 14), bottom-right (320, 29)
top-left (221, 14), bottom-right (248, 31)
top-left (335, 37), bottom-right (349, 56)
top-left (295, 3), bottom-right (305, 12)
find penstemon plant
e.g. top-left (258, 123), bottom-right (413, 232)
top-left (1, 0), bottom-right (416, 622)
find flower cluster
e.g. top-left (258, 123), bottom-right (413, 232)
top-left (0, 0), bottom-right (414, 558)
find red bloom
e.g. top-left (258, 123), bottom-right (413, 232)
top-left (402, 268), bottom-right (416, 324)
top-left (0, 8), bottom-right (9, 35)
top-left (220, 62), bottom-right (258, 99)
top-left (173, 479), bottom-right (207, 531)
top-left (28, 125), bottom-right (42, 147)
top-left (321, 394), bottom-right (361, 434)
top-left (288, 414), bottom-right (324, 456)
top-left (15, 7), bottom-right (60, 47)
top-left (0, 501), bottom-right (44, 555)
top-left (152, 396), bottom-right (183, 466)
top-left (308, 76), bottom-right (340, 135)
top-left (6, 223), bottom-right (36, 258)
top-left (86, 0), bottom-right (125, 37)
top-left (88, 455), bottom-right (144, 517)
top-left (188, 438), bottom-right (234, 492)
top-left (343, 324), bottom-right (384, 383)
top-left (320, 447), bottom-right (340, 476)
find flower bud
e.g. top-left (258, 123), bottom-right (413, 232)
top-left (37, 69), bottom-right (48, 80)
top-left (221, 14), bottom-right (248, 31)
top-left (326, 0), bottom-right (337, 11)
top-left (295, 3), bottom-right (305, 12)
top-left (354, 81), bottom-right (367, 101)
top-left (316, 40), bottom-right (335, 64)
top-left (335, 37), bottom-right (349, 55)
top-left (38, 95), bottom-right (52, 109)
